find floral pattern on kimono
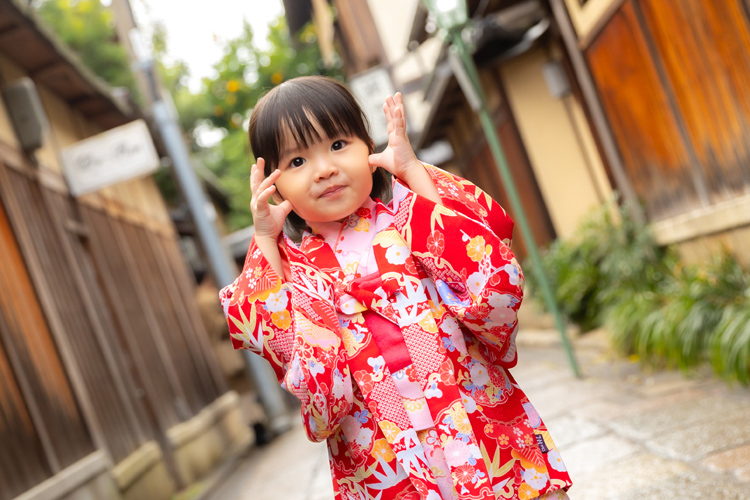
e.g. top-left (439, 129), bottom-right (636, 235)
top-left (220, 165), bottom-right (573, 500)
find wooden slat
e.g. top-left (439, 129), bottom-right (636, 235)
top-left (639, 0), bottom-right (750, 202)
top-left (82, 209), bottom-right (183, 428)
top-left (40, 189), bottom-right (151, 462)
top-left (586, 0), bottom-right (702, 219)
top-left (80, 206), bottom-right (188, 488)
top-left (0, 275), bottom-right (51, 500)
top-left (145, 232), bottom-right (218, 405)
top-left (155, 234), bottom-right (228, 397)
top-left (0, 166), bottom-right (94, 477)
top-left (1, 170), bottom-right (112, 467)
top-left (124, 224), bottom-right (204, 415)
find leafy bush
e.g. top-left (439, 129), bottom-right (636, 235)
top-left (529, 200), bottom-right (750, 384)
top-left (527, 199), bottom-right (675, 331)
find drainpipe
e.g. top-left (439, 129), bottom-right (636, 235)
top-left (111, 0), bottom-right (291, 436)
top-left (548, 0), bottom-right (645, 224)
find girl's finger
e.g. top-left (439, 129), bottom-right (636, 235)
top-left (255, 169), bottom-right (281, 198)
top-left (254, 185), bottom-right (277, 214)
top-left (383, 102), bottom-right (394, 135)
top-left (250, 158), bottom-right (266, 193)
top-left (394, 94), bottom-right (408, 135)
top-left (394, 106), bottom-right (406, 136)
top-left (250, 163), bottom-right (259, 193)
top-left (390, 95), bottom-right (404, 135)
top-left (277, 199), bottom-right (293, 218)
top-left (250, 160), bottom-right (263, 194)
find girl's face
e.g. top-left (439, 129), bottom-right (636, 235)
top-left (272, 121), bottom-right (373, 224)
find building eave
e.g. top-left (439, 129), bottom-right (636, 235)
top-left (0, 0), bottom-right (133, 130)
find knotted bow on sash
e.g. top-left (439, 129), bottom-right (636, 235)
top-left (352, 273), bottom-right (412, 372)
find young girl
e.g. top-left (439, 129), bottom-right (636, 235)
top-left (220, 76), bottom-right (572, 500)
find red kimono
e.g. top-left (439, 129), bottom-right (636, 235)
top-left (220, 166), bottom-right (572, 500)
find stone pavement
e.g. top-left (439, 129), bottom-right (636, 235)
top-left (206, 328), bottom-right (750, 500)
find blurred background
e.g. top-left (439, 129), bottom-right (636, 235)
top-left (0, 0), bottom-right (749, 499)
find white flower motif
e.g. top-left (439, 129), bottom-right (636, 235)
top-left (355, 426), bottom-right (374, 449)
top-left (424, 383), bottom-right (443, 399)
top-left (466, 270), bottom-right (487, 297)
top-left (367, 355), bottom-right (385, 374)
top-left (470, 363), bottom-right (490, 387)
top-left (461, 393), bottom-right (477, 414)
top-left (503, 263), bottom-right (520, 286)
top-left (548, 449), bottom-right (567, 472)
top-left (265, 291), bottom-right (288, 312)
top-left (441, 316), bottom-right (460, 335)
top-left (308, 359), bottom-right (324, 376)
top-left (443, 438), bottom-right (471, 466)
top-left (489, 305), bottom-right (516, 326)
top-left (488, 293), bottom-right (513, 309)
top-left (332, 372), bottom-right (345, 399)
top-left (522, 467), bottom-right (549, 490)
top-left (385, 244), bottom-right (409, 265)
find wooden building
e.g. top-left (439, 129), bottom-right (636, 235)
top-left (555, 0), bottom-right (750, 266)
top-left (0, 2), bottom-right (250, 500)
top-left (405, 0), bottom-right (613, 257)
top-left (410, 0), bottom-right (750, 264)
top-left (284, 0), bottom-right (610, 259)
top-left (292, 0), bottom-right (750, 265)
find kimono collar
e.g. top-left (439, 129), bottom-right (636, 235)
top-left (304, 198), bottom-right (379, 278)
top-left (307, 197), bottom-right (376, 242)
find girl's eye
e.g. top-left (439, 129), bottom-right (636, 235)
top-left (291, 157), bottom-right (305, 168)
top-left (331, 140), bottom-right (346, 151)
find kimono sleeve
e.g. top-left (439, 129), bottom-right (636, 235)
top-left (419, 164), bottom-right (515, 246)
top-left (219, 236), bottom-right (353, 442)
top-left (394, 180), bottom-right (524, 364)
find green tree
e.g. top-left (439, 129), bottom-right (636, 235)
top-left (35, 0), bottom-right (138, 99)
top-left (190, 17), bottom-right (342, 232)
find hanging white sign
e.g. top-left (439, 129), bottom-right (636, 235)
top-left (61, 119), bottom-right (160, 196)
top-left (349, 67), bottom-right (397, 148)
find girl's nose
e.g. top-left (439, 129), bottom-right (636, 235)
top-left (314, 160), bottom-right (338, 181)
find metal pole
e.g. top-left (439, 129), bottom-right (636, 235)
top-left (148, 78), bottom-right (292, 435)
top-left (449, 32), bottom-right (581, 377)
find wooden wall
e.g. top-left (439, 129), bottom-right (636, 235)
top-left (0, 183), bottom-right (93, 500)
top-left (0, 25), bottom-right (229, 499)
top-left (0, 153), bottom-right (226, 498)
top-left (585, 0), bottom-right (750, 221)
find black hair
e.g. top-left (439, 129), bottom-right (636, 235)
top-left (248, 76), bottom-right (390, 240)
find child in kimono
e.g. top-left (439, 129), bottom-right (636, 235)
top-left (220, 76), bottom-right (572, 500)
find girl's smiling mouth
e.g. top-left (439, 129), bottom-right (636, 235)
top-left (319, 185), bottom-right (346, 198)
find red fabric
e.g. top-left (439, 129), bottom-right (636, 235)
top-left (363, 310), bottom-right (411, 372)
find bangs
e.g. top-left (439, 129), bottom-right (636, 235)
top-left (276, 99), bottom-right (363, 157)
top-left (249, 76), bottom-right (372, 173)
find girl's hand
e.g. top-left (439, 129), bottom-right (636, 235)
top-left (368, 92), bottom-right (422, 179)
top-left (250, 158), bottom-right (293, 242)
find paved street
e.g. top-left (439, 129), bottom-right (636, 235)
top-left (207, 327), bottom-right (750, 500)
